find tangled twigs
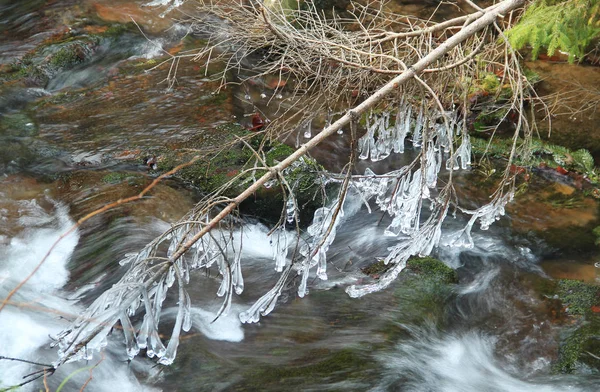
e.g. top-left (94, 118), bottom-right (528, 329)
top-left (55, 0), bottom-right (530, 366)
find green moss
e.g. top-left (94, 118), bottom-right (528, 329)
top-left (200, 91), bottom-right (229, 106)
top-left (48, 45), bottom-right (84, 68)
top-left (593, 226), bottom-right (600, 245)
top-left (532, 275), bottom-right (559, 297)
top-left (557, 279), bottom-right (600, 316)
top-left (556, 316), bottom-right (600, 373)
top-left (481, 73), bottom-right (500, 92)
top-left (524, 67), bottom-right (542, 85)
top-left (406, 256), bottom-right (459, 284)
top-left (152, 123), bottom-right (323, 224)
top-left (265, 143), bottom-right (295, 166)
top-left (471, 136), bottom-right (598, 183)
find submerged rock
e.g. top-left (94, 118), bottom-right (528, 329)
top-left (532, 277), bottom-right (600, 374)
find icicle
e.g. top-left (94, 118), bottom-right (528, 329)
top-left (459, 134), bottom-right (472, 170)
top-left (232, 249), bottom-right (244, 295)
top-left (297, 262), bottom-right (310, 298)
top-left (392, 103), bottom-right (410, 154)
top-left (264, 178), bottom-right (277, 188)
top-left (303, 120), bottom-right (312, 139)
top-left (158, 272), bottom-right (185, 365)
top-left (358, 114), bottom-right (376, 160)
top-left (316, 248), bottom-right (328, 280)
top-left (448, 191), bottom-right (514, 249)
top-left (182, 290), bottom-right (192, 332)
top-left (446, 133), bottom-right (472, 171)
top-left (119, 253), bottom-right (137, 266)
top-left (349, 204), bottom-right (449, 298)
top-left (239, 266), bottom-right (292, 323)
top-left (216, 265), bottom-right (230, 297)
top-left (136, 313), bottom-right (151, 350)
top-left (425, 143), bottom-right (442, 189)
top-left (272, 227), bottom-right (288, 272)
top-left (165, 266), bottom-right (176, 288)
top-left (120, 313), bottom-right (140, 360)
top-left (412, 104), bottom-right (423, 147)
top-left (447, 216), bottom-right (477, 249)
top-left (286, 197), bottom-right (297, 224)
top-left (384, 169), bottom-right (422, 236)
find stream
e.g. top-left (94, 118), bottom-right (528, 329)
top-left (2, 1), bottom-right (600, 391)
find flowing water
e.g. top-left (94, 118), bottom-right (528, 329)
top-left (2, 1), bottom-right (600, 391)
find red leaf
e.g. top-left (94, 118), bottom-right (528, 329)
top-left (555, 166), bottom-right (568, 175)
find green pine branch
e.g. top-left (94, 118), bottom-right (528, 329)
top-left (507, 0), bottom-right (600, 63)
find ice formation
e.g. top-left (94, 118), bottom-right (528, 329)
top-left (55, 99), bottom-right (517, 368)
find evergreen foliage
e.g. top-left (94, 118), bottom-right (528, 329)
top-left (507, 0), bottom-right (600, 62)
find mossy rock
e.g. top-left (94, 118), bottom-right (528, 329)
top-left (0, 139), bottom-right (35, 171)
top-left (7, 35), bottom-right (101, 85)
top-left (154, 124), bottom-right (324, 225)
top-left (0, 112), bottom-right (38, 137)
top-left (362, 256), bottom-right (458, 335)
top-left (556, 315), bottom-right (600, 373)
top-left (545, 278), bottom-right (600, 373)
top-left (556, 279), bottom-right (600, 316)
top-left (362, 256), bottom-right (457, 285)
top-left (405, 256), bottom-right (459, 284)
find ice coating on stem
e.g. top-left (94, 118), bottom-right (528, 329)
top-left (54, 213), bottom-right (250, 365)
top-left (271, 227), bottom-right (289, 272)
top-left (357, 101), bottom-right (466, 164)
top-left (239, 266), bottom-right (292, 323)
top-left (446, 133), bottom-right (472, 170)
top-left (298, 197), bottom-right (345, 292)
top-left (446, 191), bottom-right (514, 249)
top-left (346, 202), bottom-right (448, 298)
top-left (286, 196), bottom-right (297, 224)
top-left (55, 99), bottom-right (513, 367)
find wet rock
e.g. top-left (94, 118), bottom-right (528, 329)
top-left (527, 61), bottom-right (600, 162)
top-left (532, 277), bottom-right (600, 374)
top-left (92, 2), bottom-right (176, 34)
top-left (0, 175), bottom-right (57, 238)
top-left (541, 258), bottom-right (600, 283)
top-left (556, 279), bottom-right (600, 317)
top-left (152, 124), bottom-right (324, 225)
top-left (0, 112), bottom-right (38, 137)
top-left (405, 256), bottom-right (459, 284)
top-left (55, 170), bottom-right (194, 221)
top-left (557, 317), bottom-right (600, 374)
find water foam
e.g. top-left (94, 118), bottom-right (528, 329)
top-left (0, 199), bottom-right (155, 391)
top-left (376, 331), bottom-right (584, 392)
